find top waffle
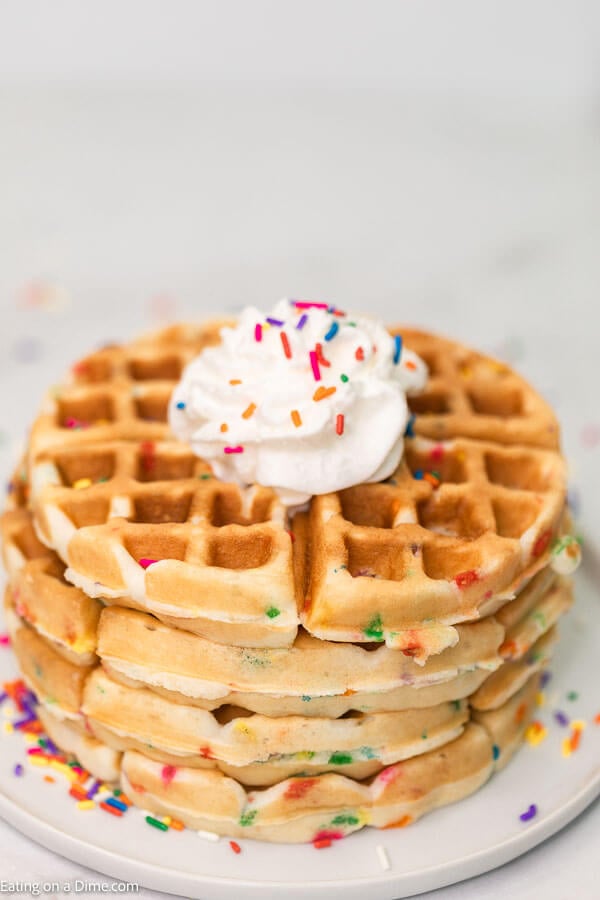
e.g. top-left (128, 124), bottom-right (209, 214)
top-left (25, 323), bottom-right (566, 653)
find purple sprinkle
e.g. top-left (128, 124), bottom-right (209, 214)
top-left (87, 779), bottom-right (102, 799)
top-left (266, 317), bottom-right (284, 327)
top-left (554, 711), bottom-right (570, 727)
top-left (519, 804), bottom-right (537, 822)
top-left (14, 764), bottom-right (24, 777)
top-left (13, 712), bottom-right (37, 729)
top-left (296, 313), bottom-right (308, 330)
top-left (539, 671), bottom-right (552, 689)
top-left (0, 692), bottom-right (8, 705)
top-left (44, 737), bottom-right (59, 754)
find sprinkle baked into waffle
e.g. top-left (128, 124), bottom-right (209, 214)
top-left (26, 323), bottom-right (567, 657)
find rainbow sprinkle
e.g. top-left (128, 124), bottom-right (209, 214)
top-left (224, 446), bottom-right (244, 454)
top-left (313, 386), bottom-right (336, 402)
top-left (280, 332), bottom-right (292, 359)
top-left (309, 351), bottom-right (321, 382)
top-left (296, 314), bottom-right (308, 330)
top-left (254, 323), bottom-right (262, 342)
top-left (519, 804), bottom-right (537, 822)
top-left (336, 414), bottom-right (345, 436)
top-left (242, 403), bottom-right (256, 419)
top-left (324, 322), bottom-right (339, 342)
top-left (291, 410), bottom-right (302, 428)
top-left (393, 335), bottom-right (402, 364)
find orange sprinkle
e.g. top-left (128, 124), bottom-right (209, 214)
top-left (594, 713), bottom-right (600, 725)
top-left (44, 775), bottom-right (55, 783)
top-left (423, 472), bottom-right (440, 487)
top-left (100, 801), bottom-right (123, 817)
top-left (383, 814), bottom-right (413, 829)
top-left (291, 410), bottom-right (302, 428)
top-left (220, 423), bottom-right (228, 433)
top-left (69, 785), bottom-right (88, 801)
top-left (169, 818), bottom-right (185, 831)
top-left (355, 347), bottom-right (364, 361)
top-left (118, 793), bottom-right (133, 807)
top-left (315, 342), bottom-right (331, 367)
top-left (280, 332), bottom-right (292, 359)
top-left (229, 379), bottom-right (242, 385)
top-left (570, 729), bottom-right (582, 752)
top-left (313, 386), bottom-right (336, 402)
top-left (313, 839), bottom-right (332, 849)
top-left (230, 840), bottom-right (242, 854)
top-left (405, 360), bottom-right (417, 370)
top-left (336, 414), bottom-right (344, 435)
top-left (515, 702), bottom-right (527, 725)
top-left (242, 403), bottom-right (256, 419)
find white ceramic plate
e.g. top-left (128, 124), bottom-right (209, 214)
top-left (1, 562), bottom-right (598, 900)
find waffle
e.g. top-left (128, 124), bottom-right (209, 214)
top-left (82, 666), bottom-right (469, 785)
top-left (2, 510), bottom-right (101, 665)
top-left (96, 606), bottom-right (504, 716)
top-left (120, 668), bottom-right (540, 845)
top-left (26, 324), bottom-right (566, 657)
top-left (470, 626), bottom-right (557, 711)
top-left (4, 597), bottom-right (94, 721)
top-left (298, 434), bottom-right (566, 657)
top-left (37, 706), bottom-right (122, 783)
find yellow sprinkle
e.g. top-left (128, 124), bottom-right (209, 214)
top-left (72, 477), bottom-right (92, 490)
top-left (100, 783), bottom-right (113, 793)
top-left (162, 816), bottom-right (172, 826)
top-left (561, 737), bottom-right (573, 758)
top-left (50, 760), bottom-right (77, 780)
top-left (535, 692), bottom-right (546, 707)
top-left (24, 732), bottom-right (38, 744)
top-left (77, 800), bottom-right (96, 811)
top-left (291, 410), bottom-right (302, 428)
top-left (294, 751), bottom-right (315, 761)
top-left (242, 403), bottom-right (256, 419)
top-left (571, 719), bottom-right (587, 731)
top-left (29, 755), bottom-right (49, 767)
top-left (232, 721), bottom-right (255, 739)
top-left (3, 722), bottom-right (13, 734)
top-left (525, 723), bottom-right (548, 747)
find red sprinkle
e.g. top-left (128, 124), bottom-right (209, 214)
top-left (280, 332), bottom-right (292, 359)
top-left (309, 351), bottom-right (321, 381)
top-left (284, 778), bottom-right (318, 800)
top-left (455, 570), bottom-right (480, 589)
top-left (100, 801), bottom-right (123, 817)
top-left (161, 764), bottom-right (177, 786)
top-left (230, 840), bottom-right (242, 854)
top-left (199, 745), bottom-right (214, 759)
top-left (315, 342), bottom-right (331, 368)
top-left (254, 323), bottom-right (262, 342)
top-left (313, 839), bottom-right (332, 849)
top-left (355, 347), bottom-right (365, 361)
top-left (224, 446), bottom-right (244, 454)
top-left (139, 558), bottom-right (158, 569)
top-left (336, 414), bottom-right (345, 436)
top-left (0, 634), bottom-right (10, 646)
top-left (294, 301), bottom-right (329, 310)
top-left (533, 529), bottom-right (552, 558)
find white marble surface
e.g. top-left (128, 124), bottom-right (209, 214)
top-left (0, 85), bottom-right (598, 898)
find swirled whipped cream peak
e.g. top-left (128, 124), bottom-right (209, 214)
top-left (169, 299), bottom-right (428, 505)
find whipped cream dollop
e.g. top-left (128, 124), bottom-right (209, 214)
top-left (169, 299), bottom-right (427, 505)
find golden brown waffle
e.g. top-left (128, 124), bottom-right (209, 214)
top-left (26, 323), bottom-right (566, 655)
top-left (299, 434), bottom-right (566, 656)
top-left (400, 329), bottom-right (560, 449)
top-left (2, 510), bottom-right (101, 665)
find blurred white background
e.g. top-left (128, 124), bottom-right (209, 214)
top-left (0, 2), bottom-right (599, 898)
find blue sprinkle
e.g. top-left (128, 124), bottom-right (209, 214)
top-left (539, 670), bottom-right (552, 688)
top-left (324, 321), bottom-right (339, 342)
top-left (404, 413), bottom-right (416, 437)
top-left (393, 334), bottom-right (403, 364)
top-left (176, 401), bottom-right (186, 410)
top-left (105, 797), bottom-right (128, 813)
top-left (413, 469), bottom-right (424, 480)
top-left (554, 710), bottom-right (569, 727)
top-left (492, 744), bottom-right (500, 760)
top-left (266, 317), bottom-right (284, 327)
top-left (296, 314), bottom-right (308, 330)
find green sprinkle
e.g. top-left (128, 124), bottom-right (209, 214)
top-left (363, 614), bottom-right (384, 642)
top-left (266, 606), bottom-right (280, 619)
top-left (567, 691), bottom-right (579, 702)
top-left (328, 752), bottom-right (353, 765)
top-left (199, 473), bottom-right (212, 480)
top-left (331, 814), bottom-right (360, 826)
top-left (301, 695), bottom-right (312, 702)
top-left (146, 815), bottom-right (168, 831)
top-left (359, 746), bottom-right (376, 759)
top-left (421, 731), bottom-right (428, 740)
top-left (340, 374), bottom-right (349, 383)
top-left (239, 809), bottom-right (258, 827)
top-left (452, 700), bottom-right (462, 711)
top-left (531, 611), bottom-right (547, 629)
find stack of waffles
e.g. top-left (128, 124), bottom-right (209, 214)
top-left (0, 324), bottom-right (576, 842)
